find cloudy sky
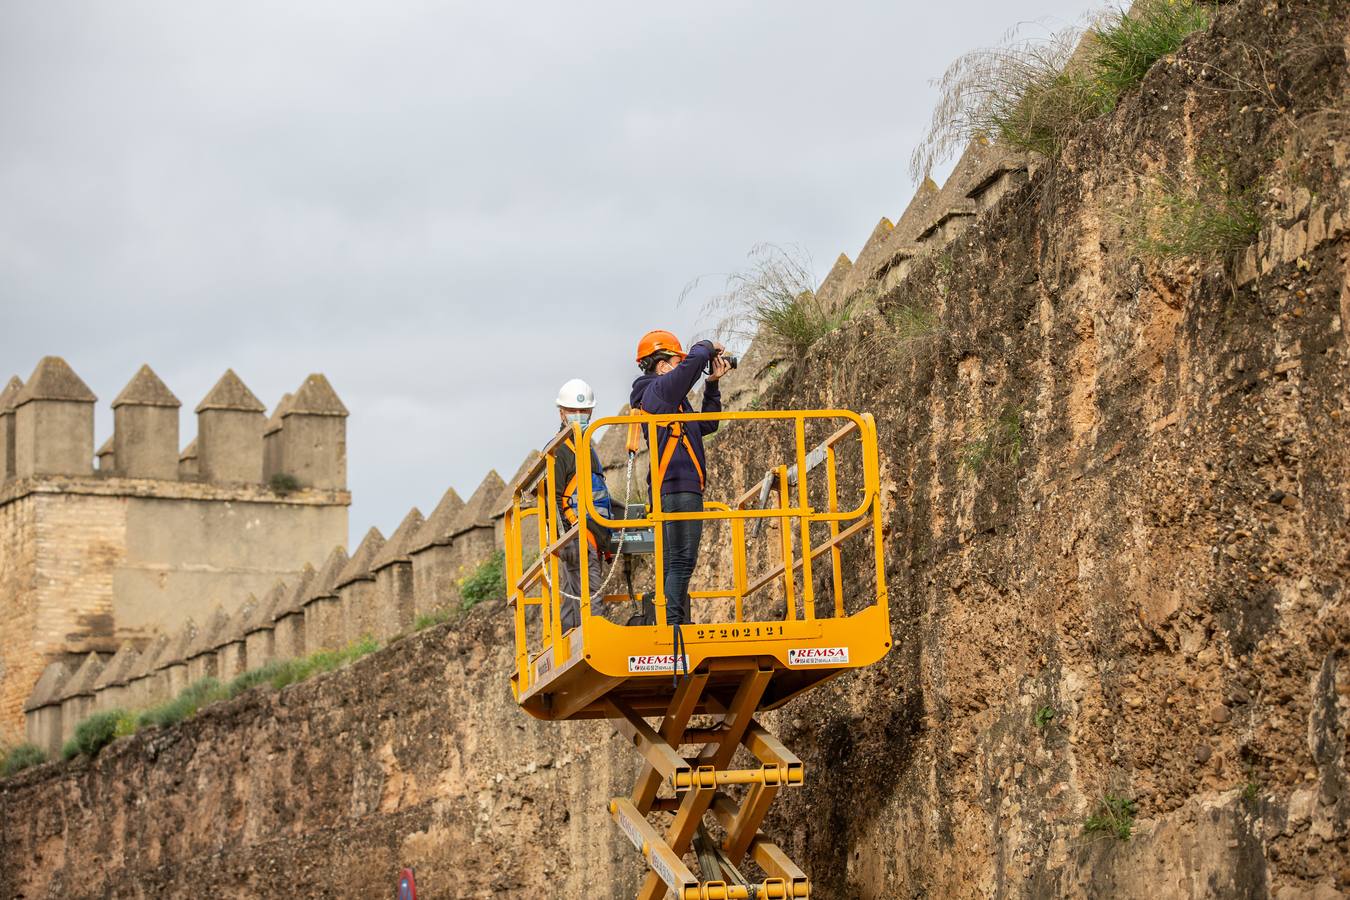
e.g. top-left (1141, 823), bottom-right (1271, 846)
top-left (1, 1), bottom-right (1098, 540)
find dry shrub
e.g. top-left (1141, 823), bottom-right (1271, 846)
top-left (694, 244), bottom-right (853, 357)
top-left (910, 2), bottom-right (1214, 180)
top-left (909, 18), bottom-right (1097, 179)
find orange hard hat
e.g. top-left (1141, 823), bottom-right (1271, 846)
top-left (635, 329), bottom-right (685, 363)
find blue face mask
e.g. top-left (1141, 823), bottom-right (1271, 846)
top-left (565, 412), bottom-right (591, 428)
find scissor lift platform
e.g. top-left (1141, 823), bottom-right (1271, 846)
top-left (516, 607), bottom-right (890, 721)
top-left (505, 409), bottom-right (890, 899)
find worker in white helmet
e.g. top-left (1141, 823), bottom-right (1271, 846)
top-left (552, 378), bottom-right (612, 631)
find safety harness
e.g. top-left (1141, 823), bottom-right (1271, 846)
top-left (634, 401), bottom-right (705, 494)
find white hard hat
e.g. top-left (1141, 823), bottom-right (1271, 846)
top-left (555, 378), bottom-right (596, 409)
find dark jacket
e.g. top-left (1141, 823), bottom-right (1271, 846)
top-left (553, 426), bottom-right (611, 548)
top-left (629, 340), bottom-right (722, 496)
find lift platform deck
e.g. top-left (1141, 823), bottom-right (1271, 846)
top-left (504, 409), bottom-right (891, 899)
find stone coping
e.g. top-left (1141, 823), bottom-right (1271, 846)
top-left (916, 202), bottom-right (978, 241)
top-left (0, 474), bottom-right (351, 507)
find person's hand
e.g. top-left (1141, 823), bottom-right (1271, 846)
top-left (707, 355), bottom-right (731, 382)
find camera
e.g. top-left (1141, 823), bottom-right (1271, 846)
top-left (705, 350), bottom-right (738, 375)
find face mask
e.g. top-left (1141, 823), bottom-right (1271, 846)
top-left (565, 412), bottom-right (591, 427)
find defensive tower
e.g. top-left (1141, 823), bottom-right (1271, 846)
top-left (0, 357), bottom-right (350, 744)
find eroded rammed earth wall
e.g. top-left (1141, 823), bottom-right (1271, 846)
top-left (735, 2), bottom-right (1350, 893)
top-left (0, 613), bottom-right (643, 898)
top-left (1, 0), bottom-right (1347, 896)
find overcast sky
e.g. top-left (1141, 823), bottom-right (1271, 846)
top-left (1, 1), bottom-right (1099, 541)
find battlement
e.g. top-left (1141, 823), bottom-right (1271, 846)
top-left (800, 138), bottom-right (1031, 320)
top-left (20, 463), bottom-right (522, 755)
top-left (0, 358), bottom-right (348, 493)
top-left (707, 137), bottom-right (1032, 414)
top-left (0, 358), bottom-right (352, 745)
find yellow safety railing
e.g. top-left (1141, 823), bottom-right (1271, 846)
top-left (504, 409), bottom-right (887, 697)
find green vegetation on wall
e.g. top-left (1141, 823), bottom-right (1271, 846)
top-left (1084, 795), bottom-right (1138, 840)
top-left (61, 709), bottom-right (132, 760)
top-left (0, 743), bottom-right (48, 777)
top-left (694, 243), bottom-right (854, 358)
top-left (961, 406), bottom-right (1025, 475)
top-left (461, 550), bottom-right (507, 611)
top-left (1129, 159), bottom-right (1261, 261)
top-left (49, 637), bottom-right (381, 766)
top-left (910, 1), bottom-right (1214, 177)
top-left (268, 472), bottom-right (302, 495)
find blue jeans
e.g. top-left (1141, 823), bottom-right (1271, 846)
top-left (661, 492), bottom-right (703, 625)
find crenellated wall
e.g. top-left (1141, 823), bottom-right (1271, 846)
top-left (1, 611), bottom-right (643, 899)
top-left (0, 360), bottom-right (350, 744)
top-left (3, 1), bottom-right (1347, 895)
top-left (19, 464), bottom-right (514, 757)
top-left (5, 76), bottom-right (1038, 754)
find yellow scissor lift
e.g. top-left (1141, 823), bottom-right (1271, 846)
top-left (504, 409), bottom-right (891, 899)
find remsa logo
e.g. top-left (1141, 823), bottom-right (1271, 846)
top-left (628, 654), bottom-right (690, 673)
top-left (788, 647), bottom-right (849, 666)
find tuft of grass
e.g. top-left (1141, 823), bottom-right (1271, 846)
top-left (690, 243), bottom-right (853, 358)
top-left (54, 638), bottom-right (384, 758)
top-left (268, 472), bottom-right (301, 495)
top-left (990, 71), bottom-right (1106, 159)
top-left (413, 607), bottom-right (454, 631)
top-left (887, 303), bottom-right (940, 342)
top-left (758, 292), bottom-right (854, 357)
top-left (265, 636), bottom-right (381, 689)
top-left (461, 550), bottom-right (506, 611)
top-left (1130, 160), bottom-right (1260, 261)
top-left (910, 2), bottom-right (1212, 178)
top-left (1034, 705), bottom-right (1057, 729)
top-left (221, 663), bottom-right (283, 699)
top-left (1, 743), bottom-right (48, 777)
top-left (961, 406), bottom-right (1024, 474)
top-left (62, 709), bottom-right (134, 760)
top-left (1241, 778), bottom-right (1260, 803)
top-left (910, 17), bottom-right (1099, 175)
top-left (1089, 0), bottom-right (1212, 110)
top-left (1084, 795), bottom-right (1137, 840)
top-left (137, 678), bottom-right (224, 730)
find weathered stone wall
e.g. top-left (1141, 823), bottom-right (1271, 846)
top-left (0, 361), bottom-right (350, 746)
top-left (0, 612), bottom-right (642, 899)
top-left (703, 2), bottom-right (1350, 894)
top-left (0, 479), bottom-right (348, 745)
top-left (114, 489), bottom-right (347, 637)
top-left (2, 0), bottom-right (1347, 896)
top-left (0, 495), bottom-right (40, 751)
top-left (12, 464), bottom-right (519, 756)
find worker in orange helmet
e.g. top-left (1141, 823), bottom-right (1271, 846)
top-left (629, 330), bottom-right (731, 626)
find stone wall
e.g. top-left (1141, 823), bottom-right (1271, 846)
top-left (18, 467), bottom-right (513, 756)
top-left (2, 0), bottom-right (1347, 896)
top-left (0, 613), bottom-right (643, 899)
top-left (0, 363), bottom-right (350, 745)
top-left (0, 494), bottom-right (40, 752)
top-left (702, 2), bottom-right (1350, 894)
